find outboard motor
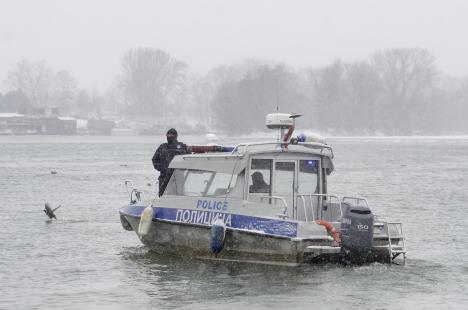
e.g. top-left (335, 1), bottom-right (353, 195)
top-left (340, 204), bottom-right (374, 264)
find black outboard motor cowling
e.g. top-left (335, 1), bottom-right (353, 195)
top-left (340, 204), bottom-right (374, 264)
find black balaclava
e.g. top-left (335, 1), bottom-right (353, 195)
top-left (166, 128), bottom-right (178, 144)
top-left (252, 171), bottom-right (266, 186)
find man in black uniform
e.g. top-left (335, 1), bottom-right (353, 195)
top-left (152, 128), bottom-right (188, 196)
top-left (249, 171), bottom-right (270, 193)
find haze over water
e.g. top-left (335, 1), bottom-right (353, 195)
top-left (1, 135), bottom-right (467, 309)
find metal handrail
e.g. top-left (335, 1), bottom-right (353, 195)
top-left (260, 195), bottom-right (288, 208)
top-left (180, 153), bottom-right (241, 159)
top-left (385, 222), bottom-right (406, 264)
top-left (232, 141), bottom-right (282, 154)
top-left (387, 222), bottom-right (404, 239)
top-left (253, 192), bottom-right (372, 223)
top-left (342, 196), bottom-right (369, 207)
top-left (318, 194), bottom-right (342, 220)
top-left (296, 142), bottom-right (334, 158)
top-left (231, 141), bottom-right (332, 156)
top-left (297, 195), bottom-right (312, 222)
top-left (296, 193), bottom-right (342, 222)
top-left (260, 195), bottom-right (289, 218)
top-left (124, 180), bottom-right (141, 204)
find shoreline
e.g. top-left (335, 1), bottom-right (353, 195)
top-left (1, 134), bottom-right (468, 144)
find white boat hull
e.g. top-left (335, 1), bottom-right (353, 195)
top-left (120, 205), bottom-right (401, 266)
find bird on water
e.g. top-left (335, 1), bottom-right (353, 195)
top-left (43, 203), bottom-right (61, 220)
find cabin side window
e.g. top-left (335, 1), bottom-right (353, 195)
top-left (164, 169), bottom-right (187, 196)
top-left (206, 172), bottom-right (237, 196)
top-left (248, 159), bottom-right (272, 195)
top-left (298, 160), bottom-right (319, 194)
top-left (165, 169), bottom-right (237, 197)
top-left (183, 170), bottom-right (213, 196)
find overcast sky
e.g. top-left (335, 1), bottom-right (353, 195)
top-left (1, 0), bottom-right (467, 91)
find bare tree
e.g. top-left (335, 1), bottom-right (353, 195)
top-left (372, 48), bottom-right (437, 133)
top-left (344, 62), bottom-right (382, 132)
top-left (5, 60), bottom-right (78, 112)
top-left (6, 59), bottom-right (54, 108)
top-left (74, 89), bottom-right (95, 117)
top-left (52, 70), bottom-right (77, 110)
top-left (116, 48), bottom-right (187, 116)
top-left (212, 64), bottom-right (303, 134)
top-left (461, 77), bottom-right (468, 100)
top-left (308, 61), bottom-right (347, 130)
top-left (449, 77), bottom-right (468, 132)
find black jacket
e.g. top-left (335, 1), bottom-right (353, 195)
top-left (152, 141), bottom-right (188, 176)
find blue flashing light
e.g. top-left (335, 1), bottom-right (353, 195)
top-left (297, 133), bottom-right (307, 143)
top-left (221, 146), bottom-right (235, 152)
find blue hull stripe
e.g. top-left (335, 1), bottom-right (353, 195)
top-left (120, 205), bottom-right (297, 238)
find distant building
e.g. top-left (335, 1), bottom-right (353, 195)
top-left (42, 117), bottom-right (77, 135)
top-left (87, 119), bottom-right (115, 135)
top-left (0, 113), bottom-right (40, 135)
top-left (0, 113), bottom-right (77, 135)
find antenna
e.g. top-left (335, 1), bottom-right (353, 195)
top-left (289, 114), bottom-right (302, 120)
top-left (275, 73), bottom-right (279, 112)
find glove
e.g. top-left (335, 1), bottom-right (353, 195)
top-left (213, 145), bottom-right (223, 152)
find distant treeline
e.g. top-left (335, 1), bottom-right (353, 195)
top-left (2, 47), bottom-right (468, 135)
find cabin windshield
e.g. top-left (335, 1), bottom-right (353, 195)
top-left (164, 169), bottom-right (237, 197)
top-left (247, 158), bottom-right (319, 197)
top-left (246, 156), bottom-right (321, 221)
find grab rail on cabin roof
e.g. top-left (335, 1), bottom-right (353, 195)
top-left (231, 141), bottom-right (334, 158)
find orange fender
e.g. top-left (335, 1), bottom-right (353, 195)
top-left (316, 220), bottom-right (341, 246)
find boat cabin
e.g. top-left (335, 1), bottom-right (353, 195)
top-left (163, 142), bottom-right (340, 223)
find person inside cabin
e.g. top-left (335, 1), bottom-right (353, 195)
top-left (249, 171), bottom-right (270, 193)
top-left (152, 128), bottom-right (188, 197)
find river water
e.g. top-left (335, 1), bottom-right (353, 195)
top-left (1, 135), bottom-right (467, 309)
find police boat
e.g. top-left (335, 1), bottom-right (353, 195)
top-left (119, 113), bottom-right (406, 266)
